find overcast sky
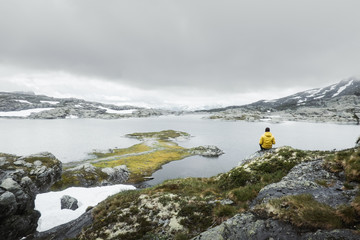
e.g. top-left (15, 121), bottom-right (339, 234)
top-left (0, 0), bottom-right (359, 109)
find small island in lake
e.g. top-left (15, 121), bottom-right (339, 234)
top-left (51, 130), bottom-right (224, 190)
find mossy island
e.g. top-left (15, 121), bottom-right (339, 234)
top-left (52, 130), bottom-right (224, 190)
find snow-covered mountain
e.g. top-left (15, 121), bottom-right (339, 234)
top-left (208, 77), bottom-right (360, 112)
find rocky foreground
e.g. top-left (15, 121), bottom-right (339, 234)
top-left (51, 146), bottom-right (359, 239)
top-left (1, 142), bottom-right (360, 239)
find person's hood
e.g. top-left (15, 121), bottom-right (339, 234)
top-left (264, 132), bottom-right (272, 137)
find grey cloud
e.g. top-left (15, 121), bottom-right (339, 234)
top-left (0, 0), bottom-right (360, 93)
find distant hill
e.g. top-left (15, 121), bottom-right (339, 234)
top-left (204, 77), bottom-right (360, 112)
top-left (0, 92), bottom-right (171, 119)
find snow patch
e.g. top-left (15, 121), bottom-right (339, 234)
top-left (65, 115), bottom-right (79, 119)
top-left (0, 108), bottom-right (54, 117)
top-left (15, 99), bottom-right (32, 104)
top-left (333, 80), bottom-right (354, 97)
top-left (40, 100), bottom-right (59, 105)
top-left (305, 88), bottom-right (321, 97)
top-left (314, 95), bottom-right (325, 99)
top-left (35, 184), bottom-right (136, 232)
top-left (263, 100), bottom-right (276, 103)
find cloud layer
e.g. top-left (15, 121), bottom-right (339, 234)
top-left (0, 0), bottom-right (359, 108)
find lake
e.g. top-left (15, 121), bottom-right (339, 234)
top-left (1, 114), bottom-right (359, 185)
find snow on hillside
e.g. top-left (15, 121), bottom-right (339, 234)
top-left (0, 108), bottom-right (54, 117)
top-left (332, 79), bottom-right (354, 97)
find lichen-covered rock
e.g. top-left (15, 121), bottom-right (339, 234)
top-left (192, 212), bottom-right (300, 240)
top-left (61, 195), bottom-right (79, 210)
top-left (251, 160), bottom-right (356, 208)
top-left (190, 145), bottom-right (224, 157)
top-left (0, 152), bottom-right (62, 240)
top-left (192, 212), bottom-right (360, 240)
top-left (52, 163), bottom-right (130, 190)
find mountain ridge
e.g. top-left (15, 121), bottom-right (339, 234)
top-left (204, 77), bottom-right (360, 112)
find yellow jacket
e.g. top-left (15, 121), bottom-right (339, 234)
top-left (259, 132), bottom-right (275, 149)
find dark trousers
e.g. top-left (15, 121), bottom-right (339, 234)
top-left (260, 144), bottom-right (271, 151)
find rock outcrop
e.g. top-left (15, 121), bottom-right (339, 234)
top-left (26, 209), bottom-right (93, 240)
top-left (193, 212), bottom-right (359, 240)
top-left (193, 148), bottom-right (360, 240)
top-left (61, 195), bottom-right (79, 210)
top-left (51, 163), bottom-right (130, 190)
top-left (0, 152), bottom-right (62, 240)
top-left (190, 145), bottom-right (224, 157)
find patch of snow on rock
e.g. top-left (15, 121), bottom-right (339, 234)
top-left (98, 106), bottom-right (136, 114)
top-left (35, 184), bottom-right (136, 232)
top-left (0, 108), bottom-right (55, 117)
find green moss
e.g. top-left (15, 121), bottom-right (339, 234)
top-left (158, 195), bottom-right (173, 206)
top-left (173, 233), bottom-right (189, 240)
top-left (214, 205), bottom-right (237, 218)
top-left (51, 167), bottom-right (109, 191)
top-left (126, 130), bottom-right (190, 141)
top-left (178, 202), bottom-right (214, 233)
top-left (258, 194), bottom-right (343, 230)
top-left (217, 167), bottom-right (253, 190)
top-left (324, 148), bottom-right (360, 182)
top-left (21, 154), bottom-right (59, 168)
top-left (230, 184), bottom-right (262, 203)
top-left (91, 143), bottom-right (152, 158)
top-left (315, 179), bottom-right (330, 187)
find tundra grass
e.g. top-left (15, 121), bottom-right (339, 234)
top-left (255, 193), bottom-right (360, 230)
top-left (92, 141), bottom-right (191, 183)
top-left (324, 147), bottom-right (360, 182)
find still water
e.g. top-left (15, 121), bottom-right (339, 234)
top-left (1, 114), bottom-right (359, 185)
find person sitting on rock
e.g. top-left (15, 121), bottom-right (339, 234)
top-left (259, 127), bottom-right (276, 150)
